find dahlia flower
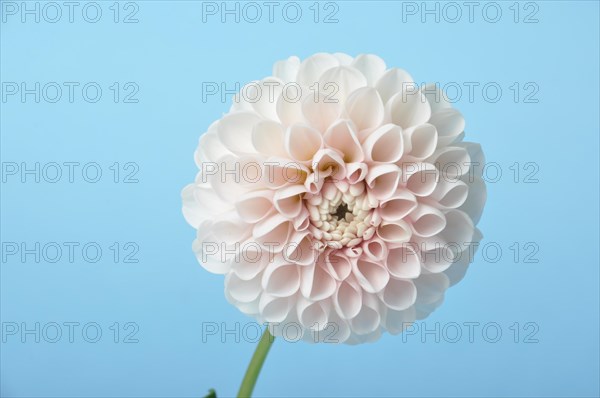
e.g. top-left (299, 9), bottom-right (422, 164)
top-left (183, 53), bottom-right (486, 345)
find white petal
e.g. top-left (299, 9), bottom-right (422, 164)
top-left (226, 272), bottom-right (262, 303)
top-left (380, 278), bottom-right (417, 311)
top-left (318, 66), bottom-right (367, 104)
top-left (362, 124), bottom-right (404, 163)
top-left (297, 297), bottom-right (329, 331)
top-left (297, 53), bottom-right (340, 86)
top-left (439, 209), bottom-right (475, 246)
top-left (385, 89), bottom-right (432, 129)
top-left (273, 56), bottom-right (300, 83)
top-left (345, 87), bottom-right (385, 132)
top-left (217, 112), bottom-right (262, 154)
top-left (429, 108), bottom-right (465, 147)
top-left (323, 120), bottom-right (364, 163)
top-left (285, 124), bottom-right (323, 162)
top-left (422, 83), bottom-right (452, 113)
top-left (386, 245), bottom-right (421, 279)
top-left (276, 90), bottom-right (305, 126)
top-left (375, 68), bottom-right (414, 104)
top-left (259, 294), bottom-right (292, 323)
top-left (252, 120), bottom-right (287, 157)
top-left (333, 52), bottom-right (353, 65)
top-left (302, 91), bottom-right (342, 132)
top-left (351, 54), bottom-right (387, 86)
top-left (350, 293), bottom-right (380, 334)
top-left (409, 204), bottom-right (447, 238)
top-left (241, 78), bottom-right (283, 121)
top-left (428, 146), bottom-right (471, 177)
top-left (429, 180), bottom-right (469, 209)
top-left (197, 124), bottom-right (232, 163)
top-left (403, 123), bottom-right (438, 160)
top-left (459, 176), bottom-right (487, 225)
top-left (402, 162), bottom-right (439, 197)
top-left (333, 277), bottom-right (362, 319)
top-left (230, 239), bottom-right (270, 280)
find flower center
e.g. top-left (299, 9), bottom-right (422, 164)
top-left (306, 182), bottom-right (376, 250)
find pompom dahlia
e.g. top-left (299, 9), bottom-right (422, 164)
top-left (183, 53), bottom-right (486, 344)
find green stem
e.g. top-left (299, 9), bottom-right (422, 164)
top-left (237, 328), bottom-right (275, 398)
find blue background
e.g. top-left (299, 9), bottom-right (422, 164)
top-left (1, 1), bottom-right (599, 397)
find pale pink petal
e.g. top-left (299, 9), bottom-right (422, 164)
top-left (252, 213), bottom-right (292, 251)
top-left (379, 190), bottom-right (417, 221)
top-left (311, 148), bottom-right (346, 181)
top-left (262, 260), bottom-right (301, 298)
top-left (365, 164), bottom-right (401, 200)
top-left (273, 184), bottom-right (306, 218)
top-left (352, 258), bottom-right (390, 294)
top-left (324, 251), bottom-right (353, 281)
top-left (361, 238), bottom-right (388, 262)
top-left (376, 220), bottom-right (412, 243)
top-left (346, 162), bottom-right (368, 184)
top-left (235, 190), bottom-right (275, 224)
top-left (300, 260), bottom-right (337, 301)
top-left (285, 231), bottom-right (319, 266)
